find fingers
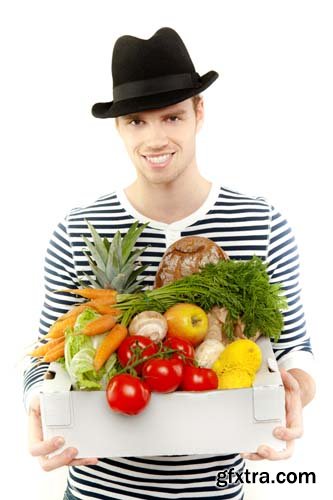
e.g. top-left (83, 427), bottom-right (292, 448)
top-left (28, 403), bottom-right (43, 444)
top-left (30, 433), bottom-right (99, 471)
top-left (279, 368), bottom-right (304, 439)
top-left (273, 425), bottom-right (303, 441)
top-left (35, 442), bottom-right (98, 471)
top-left (256, 441), bottom-right (295, 461)
top-left (241, 440), bottom-right (295, 461)
top-left (28, 403), bottom-right (65, 458)
top-left (28, 403), bottom-right (44, 453)
top-left (30, 435), bottom-right (65, 457)
top-left (27, 399), bottom-right (98, 471)
top-left (240, 452), bottom-right (264, 461)
top-left (240, 370), bottom-right (304, 462)
top-left (38, 447), bottom-right (78, 471)
top-left (39, 451), bottom-right (99, 471)
top-left (69, 457), bottom-right (99, 467)
top-left (285, 393), bottom-right (303, 432)
top-left (38, 448), bottom-right (98, 472)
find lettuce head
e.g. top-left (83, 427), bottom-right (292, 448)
top-left (63, 308), bottom-right (119, 390)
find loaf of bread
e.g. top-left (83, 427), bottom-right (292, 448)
top-left (154, 236), bottom-right (229, 288)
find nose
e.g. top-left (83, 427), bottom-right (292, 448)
top-left (143, 123), bottom-right (169, 151)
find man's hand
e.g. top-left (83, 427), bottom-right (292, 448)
top-left (28, 396), bottom-right (98, 471)
top-left (241, 368), bottom-right (305, 461)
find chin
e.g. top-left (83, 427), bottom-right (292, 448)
top-left (146, 170), bottom-right (184, 186)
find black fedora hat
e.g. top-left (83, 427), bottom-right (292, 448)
top-left (91, 27), bottom-right (219, 119)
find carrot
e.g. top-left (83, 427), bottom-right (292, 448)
top-left (88, 298), bottom-right (121, 315)
top-left (80, 314), bottom-right (118, 336)
top-left (59, 298), bottom-right (120, 317)
top-left (30, 336), bottom-right (65, 357)
top-left (94, 324), bottom-right (128, 371)
top-left (43, 340), bottom-right (65, 362)
top-left (45, 315), bottom-right (77, 339)
top-left (57, 303), bottom-right (89, 321)
top-left (55, 288), bottom-right (117, 301)
top-left (53, 297), bottom-right (118, 323)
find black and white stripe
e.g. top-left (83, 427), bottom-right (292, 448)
top-left (23, 184), bottom-right (313, 499)
top-left (67, 454), bottom-right (245, 499)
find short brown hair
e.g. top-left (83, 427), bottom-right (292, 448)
top-left (115, 94), bottom-right (202, 127)
top-left (191, 93), bottom-right (202, 112)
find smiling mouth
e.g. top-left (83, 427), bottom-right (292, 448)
top-left (142, 152), bottom-right (175, 167)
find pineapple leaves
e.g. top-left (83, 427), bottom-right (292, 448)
top-left (122, 221), bottom-right (150, 263)
top-left (84, 220), bottom-right (108, 265)
top-left (124, 264), bottom-right (149, 287)
top-left (80, 220), bottom-right (150, 293)
top-left (83, 251), bottom-right (110, 288)
top-left (109, 273), bottom-right (128, 293)
top-left (125, 275), bottom-right (149, 293)
top-left (103, 238), bottom-right (111, 252)
top-left (121, 220), bottom-right (139, 261)
top-left (81, 235), bottom-right (106, 272)
top-left (106, 231), bottom-right (122, 282)
top-left (78, 273), bottom-right (102, 289)
top-left (125, 247), bottom-right (147, 267)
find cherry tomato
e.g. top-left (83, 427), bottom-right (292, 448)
top-left (117, 335), bottom-right (159, 374)
top-left (142, 358), bottom-right (184, 393)
top-left (163, 336), bottom-right (195, 365)
top-left (106, 374), bottom-right (151, 415)
top-left (179, 365), bottom-right (218, 391)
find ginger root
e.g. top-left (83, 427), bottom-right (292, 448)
top-left (206, 306), bottom-right (261, 346)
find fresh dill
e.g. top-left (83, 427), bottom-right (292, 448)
top-left (115, 256), bottom-right (287, 342)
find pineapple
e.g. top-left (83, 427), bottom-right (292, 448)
top-left (79, 219), bottom-right (150, 293)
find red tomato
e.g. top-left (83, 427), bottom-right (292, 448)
top-left (117, 335), bottom-right (159, 374)
top-left (106, 374), bottom-right (151, 415)
top-left (179, 366), bottom-right (218, 391)
top-left (163, 336), bottom-right (195, 365)
top-left (169, 357), bottom-right (184, 379)
top-left (142, 358), bottom-right (184, 393)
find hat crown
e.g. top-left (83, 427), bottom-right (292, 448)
top-left (111, 27), bottom-right (196, 87)
top-left (92, 27), bottom-right (218, 118)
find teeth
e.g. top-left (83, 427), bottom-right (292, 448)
top-left (146, 154), bottom-right (171, 164)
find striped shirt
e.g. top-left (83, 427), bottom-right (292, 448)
top-left (23, 182), bottom-right (314, 500)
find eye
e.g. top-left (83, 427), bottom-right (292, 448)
top-left (167, 116), bottom-right (180, 122)
top-left (129, 119), bottom-right (143, 126)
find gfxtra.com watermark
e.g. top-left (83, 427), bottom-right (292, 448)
top-left (216, 468), bottom-right (316, 488)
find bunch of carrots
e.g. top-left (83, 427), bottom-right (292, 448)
top-left (30, 288), bottom-right (128, 371)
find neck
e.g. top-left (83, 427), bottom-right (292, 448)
top-left (124, 166), bottom-right (212, 224)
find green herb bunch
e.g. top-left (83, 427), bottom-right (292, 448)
top-left (114, 256), bottom-right (288, 342)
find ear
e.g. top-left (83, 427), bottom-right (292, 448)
top-left (195, 98), bottom-right (204, 133)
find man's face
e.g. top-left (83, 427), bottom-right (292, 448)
top-left (116, 97), bottom-right (204, 186)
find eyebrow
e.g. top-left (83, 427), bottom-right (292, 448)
top-left (122, 109), bottom-right (187, 121)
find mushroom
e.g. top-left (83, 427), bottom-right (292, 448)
top-left (129, 311), bottom-right (168, 342)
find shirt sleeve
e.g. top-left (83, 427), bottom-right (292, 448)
top-left (22, 216), bottom-right (83, 412)
top-left (265, 205), bottom-right (315, 377)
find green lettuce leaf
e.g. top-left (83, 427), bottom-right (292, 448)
top-left (74, 307), bottom-right (101, 333)
top-left (63, 307), bottom-right (120, 390)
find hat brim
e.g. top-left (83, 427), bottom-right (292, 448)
top-left (91, 70), bottom-right (218, 119)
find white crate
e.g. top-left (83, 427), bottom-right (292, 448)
top-left (40, 336), bottom-right (286, 458)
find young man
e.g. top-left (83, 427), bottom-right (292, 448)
top-left (25, 28), bottom-right (315, 500)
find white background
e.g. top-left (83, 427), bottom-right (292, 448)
top-left (2, 1), bottom-right (332, 498)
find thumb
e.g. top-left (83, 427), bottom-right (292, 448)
top-left (279, 368), bottom-right (300, 392)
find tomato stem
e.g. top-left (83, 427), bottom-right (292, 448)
top-left (115, 344), bottom-right (196, 377)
